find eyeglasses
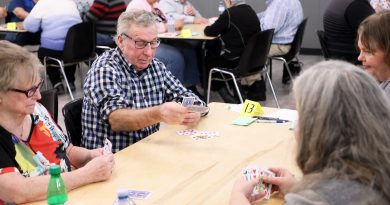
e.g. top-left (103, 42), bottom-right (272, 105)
top-left (121, 33), bottom-right (160, 49)
top-left (8, 79), bottom-right (44, 98)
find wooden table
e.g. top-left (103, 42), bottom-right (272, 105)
top-left (26, 103), bottom-right (300, 205)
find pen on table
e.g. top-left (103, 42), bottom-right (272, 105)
top-left (256, 116), bottom-right (290, 123)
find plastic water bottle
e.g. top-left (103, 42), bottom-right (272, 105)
top-left (47, 165), bottom-right (68, 205)
top-left (218, 0), bottom-right (225, 14)
top-left (167, 15), bottom-right (175, 33)
top-left (113, 189), bottom-right (136, 205)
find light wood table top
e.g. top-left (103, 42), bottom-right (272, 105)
top-left (158, 24), bottom-right (216, 40)
top-left (26, 102), bottom-right (300, 205)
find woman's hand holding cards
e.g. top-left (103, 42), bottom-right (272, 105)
top-left (263, 167), bottom-right (297, 195)
top-left (230, 176), bottom-right (265, 203)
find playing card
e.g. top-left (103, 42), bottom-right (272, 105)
top-left (181, 97), bottom-right (195, 107)
top-left (103, 138), bottom-right (112, 155)
top-left (242, 166), bottom-right (275, 199)
top-left (127, 190), bottom-right (151, 200)
top-left (190, 130), bottom-right (219, 141)
top-left (187, 105), bottom-right (210, 113)
top-left (177, 129), bottom-right (197, 136)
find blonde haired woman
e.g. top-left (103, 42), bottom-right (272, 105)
top-left (0, 41), bottom-right (114, 204)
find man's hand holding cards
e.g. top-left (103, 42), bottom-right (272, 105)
top-left (181, 97), bottom-right (209, 114)
top-left (242, 165), bottom-right (275, 199)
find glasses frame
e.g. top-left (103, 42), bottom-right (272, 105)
top-left (8, 79), bottom-right (44, 98)
top-left (121, 33), bottom-right (160, 49)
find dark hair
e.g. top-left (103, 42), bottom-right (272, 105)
top-left (357, 10), bottom-right (390, 67)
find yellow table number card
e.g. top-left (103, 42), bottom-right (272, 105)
top-left (240, 99), bottom-right (263, 117)
top-left (180, 29), bottom-right (192, 38)
top-left (6, 22), bottom-right (17, 30)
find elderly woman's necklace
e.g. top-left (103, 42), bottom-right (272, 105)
top-left (17, 115), bottom-right (28, 140)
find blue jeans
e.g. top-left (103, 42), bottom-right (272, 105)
top-left (156, 43), bottom-right (185, 82)
top-left (96, 32), bottom-right (115, 47)
top-left (175, 40), bottom-right (202, 86)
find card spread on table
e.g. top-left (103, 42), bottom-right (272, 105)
top-left (103, 138), bottom-right (112, 155)
top-left (242, 165), bottom-right (275, 199)
top-left (177, 129), bottom-right (220, 141)
top-left (128, 189), bottom-right (151, 200)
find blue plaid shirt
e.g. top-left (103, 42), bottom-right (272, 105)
top-left (257, 0), bottom-right (303, 44)
top-left (81, 48), bottom-right (205, 152)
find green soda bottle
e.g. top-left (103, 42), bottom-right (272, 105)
top-left (47, 165), bottom-right (68, 205)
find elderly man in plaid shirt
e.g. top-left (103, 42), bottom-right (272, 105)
top-left (82, 10), bottom-right (206, 153)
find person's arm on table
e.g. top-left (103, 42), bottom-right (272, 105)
top-left (66, 144), bottom-right (108, 168)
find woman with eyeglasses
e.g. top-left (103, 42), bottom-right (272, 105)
top-left (0, 41), bottom-right (115, 204)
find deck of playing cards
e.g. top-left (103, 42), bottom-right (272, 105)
top-left (181, 97), bottom-right (209, 113)
top-left (103, 138), bottom-right (112, 155)
top-left (242, 165), bottom-right (275, 199)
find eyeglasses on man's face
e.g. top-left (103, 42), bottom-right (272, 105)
top-left (8, 79), bottom-right (44, 98)
top-left (121, 33), bottom-right (160, 49)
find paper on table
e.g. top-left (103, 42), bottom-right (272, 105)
top-left (232, 117), bottom-right (257, 126)
top-left (263, 109), bottom-right (298, 122)
top-left (227, 103), bottom-right (244, 113)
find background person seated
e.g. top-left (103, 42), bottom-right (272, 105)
top-left (159, 0), bottom-right (208, 24)
top-left (4, 0), bottom-right (40, 45)
top-left (257, 0), bottom-right (303, 85)
top-left (0, 40), bottom-right (114, 204)
top-left (204, 0), bottom-right (260, 103)
top-left (370, 0), bottom-right (390, 12)
top-left (23, 0), bottom-right (82, 94)
top-left (83, 0), bottom-right (127, 47)
top-left (159, 0), bottom-right (208, 97)
top-left (230, 60), bottom-right (390, 205)
top-left (323, 0), bottom-right (374, 64)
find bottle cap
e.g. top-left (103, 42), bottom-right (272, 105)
top-left (49, 165), bottom-right (61, 175)
top-left (117, 189), bottom-right (129, 199)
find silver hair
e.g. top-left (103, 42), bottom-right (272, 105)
top-left (116, 9), bottom-right (157, 38)
top-left (293, 60), bottom-right (390, 202)
top-left (0, 40), bottom-right (43, 93)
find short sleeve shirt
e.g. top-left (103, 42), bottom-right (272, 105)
top-left (0, 103), bottom-right (71, 178)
